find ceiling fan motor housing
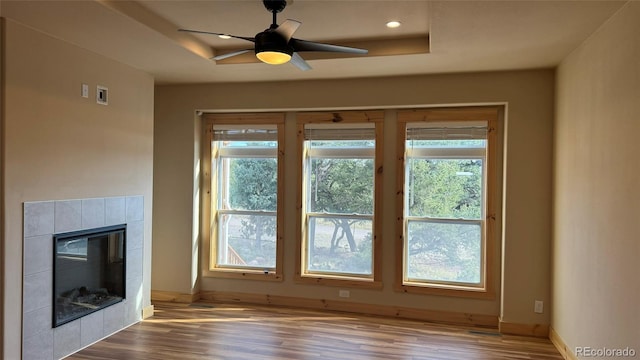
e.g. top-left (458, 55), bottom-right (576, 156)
top-left (263, 0), bottom-right (287, 13)
top-left (255, 31), bottom-right (293, 57)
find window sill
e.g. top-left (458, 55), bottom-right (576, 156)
top-left (203, 268), bottom-right (283, 281)
top-left (395, 282), bottom-right (495, 299)
top-left (296, 274), bottom-right (383, 289)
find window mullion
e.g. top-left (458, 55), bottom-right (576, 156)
top-left (219, 209), bottom-right (277, 216)
top-left (405, 217), bottom-right (482, 225)
top-left (308, 213), bottom-right (373, 220)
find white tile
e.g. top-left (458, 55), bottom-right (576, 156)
top-left (23, 271), bottom-right (52, 313)
top-left (54, 200), bottom-right (81, 233)
top-left (124, 276), bottom-right (143, 326)
top-left (23, 306), bottom-right (52, 339)
top-left (24, 201), bottom-right (54, 238)
top-left (125, 196), bottom-right (144, 222)
top-left (124, 298), bottom-right (142, 327)
top-left (105, 197), bottom-right (125, 226)
top-left (54, 320), bottom-right (81, 360)
top-left (126, 275), bottom-right (143, 300)
top-left (24, 234), bottom-right (53, 276)
top-left (80, 311), bottom-right (104, 348)
top-left (103, 302), bottom-right (125, 336)
top-left (126, 221), bottom-right (144, 250)
top-left (81, 198), bottom-right (105, 229)
top-left (126, 247), bottom-right (144, 280)
top-left (22, 196), bottom-right (143, 360)
top-left (23, 329), bottom-right (53, 360)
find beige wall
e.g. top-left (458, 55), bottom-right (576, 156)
top-left (154, 69), bottom-right (554, 327)
top-left (0, 17), bottom-right (6, 360)
top-left (1, 19), bottom-right (154, 359)
top-left (554, 1), bottom-right (640, 354)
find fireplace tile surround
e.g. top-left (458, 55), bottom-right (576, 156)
top-left (23, 196), bottom-right (145, 360)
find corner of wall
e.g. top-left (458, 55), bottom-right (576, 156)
top-left (0, 16), bottom-right (7, 360)
top-left (552, 0), bottom-right (640, 355)
top-left (191, 112), bottom-right (202, 295)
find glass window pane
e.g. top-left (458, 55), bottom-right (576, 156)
top-left (307, 216), bottom-right (372, 275)
top-left (56, 238), bottom-right (88, 257)
top-left (309, 158), bottom-right (373, 215)
top-left (217, 214), bottom-right (276, 269)
top-left (407, 158), bottom-right (483, 219)
top-left (406, 221), bottom-right (481, 284)
top-left (225, 157), bottom-right (277, 211)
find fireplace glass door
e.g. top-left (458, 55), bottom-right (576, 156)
top-left (53, 224), bottom-right (126, 327)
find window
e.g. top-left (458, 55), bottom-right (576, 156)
top-left (296, 111), bottom-right (384, 287)
top-left (203, 113), bottom-right (284, 280)
top-left (56, 238), bottom-right (88, 258)
top-left (396, 107), bottom-right (498, 297)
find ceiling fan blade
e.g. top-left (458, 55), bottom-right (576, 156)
top-left (178, 29), bottom-right (255, 42)
top-left (212, 49), bottom-right (253, 61)
top-left (290, 52), bottom-right (311, 71)
top-left (275, 19), bottom-right (301, 42)
top-left (290, 38), bottom-right (368, 54)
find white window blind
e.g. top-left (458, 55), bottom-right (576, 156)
top-left (406, 121), bottom-right (487, 140)
top-left (212, 125), bottom-right (278, 141)
top-left (304, 123), bottom-right (375, 141)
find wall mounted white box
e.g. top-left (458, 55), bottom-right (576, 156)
top-left (81, 84), bottom-right (89, 98)
top-left (534, 300), bottom-right (544, 313)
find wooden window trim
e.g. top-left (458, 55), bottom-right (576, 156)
top-left (395, 106), bottom-right (500, 299)
top-left (295, 111), bottom-right (384, 289)
top-left (201, 113), bottom-right (285, 281)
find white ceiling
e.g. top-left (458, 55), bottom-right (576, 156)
top-left (1, 0), bottom-right (626, 84)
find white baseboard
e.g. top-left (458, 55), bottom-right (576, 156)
top-left (142, 304), bottom-right (155, 319)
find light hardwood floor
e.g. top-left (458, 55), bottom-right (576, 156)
top-left (68, 302), bottom-right (563, 359)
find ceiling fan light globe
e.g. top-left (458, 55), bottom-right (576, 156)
top-left (256, 51), bottom-right (292, 65)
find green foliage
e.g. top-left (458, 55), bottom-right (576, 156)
top-left (310, 158), bottom-right (373, 215)
top-left (228, 158), bottom-right (277, 249)
top-left (406, 221), bottom-right (481, 283)
top-left (229, 158), bottom-right (277, 211)
top-left (407, 159), bottom-right (482, 219)
top-left (406, 157), bottom-right (483, 284)
top-left (227, 226), bottom-right (276, 268)
top-left (307, 156), bottom-right (374, 258)
top-left (307, 218), bottom-right (372, 275)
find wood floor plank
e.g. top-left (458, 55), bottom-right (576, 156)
top-left (67, 302), bottom-right (563, 360)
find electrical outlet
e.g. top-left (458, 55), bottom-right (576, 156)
top-left (534, 300), bottom-right (543, 314)
top-left (339, 290), bottom-right (350, 298)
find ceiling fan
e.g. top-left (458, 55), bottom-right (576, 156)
top-left (178, 0), bottom-right (368, 71)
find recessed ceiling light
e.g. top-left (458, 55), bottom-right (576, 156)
top-left (218, 34), bottom-right (232, 39)
top-left (386, 21), bottom-right (401, 29)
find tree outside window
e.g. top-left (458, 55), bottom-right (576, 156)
top-left (204, 115), bottom-right (285, 281)
top-left (296, 112), bottom-right (384, 286)
top-left (397, 108), bottom-right (499, 297)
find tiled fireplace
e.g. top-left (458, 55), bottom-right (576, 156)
top-left (22, 196), bottom-right (144, 360)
